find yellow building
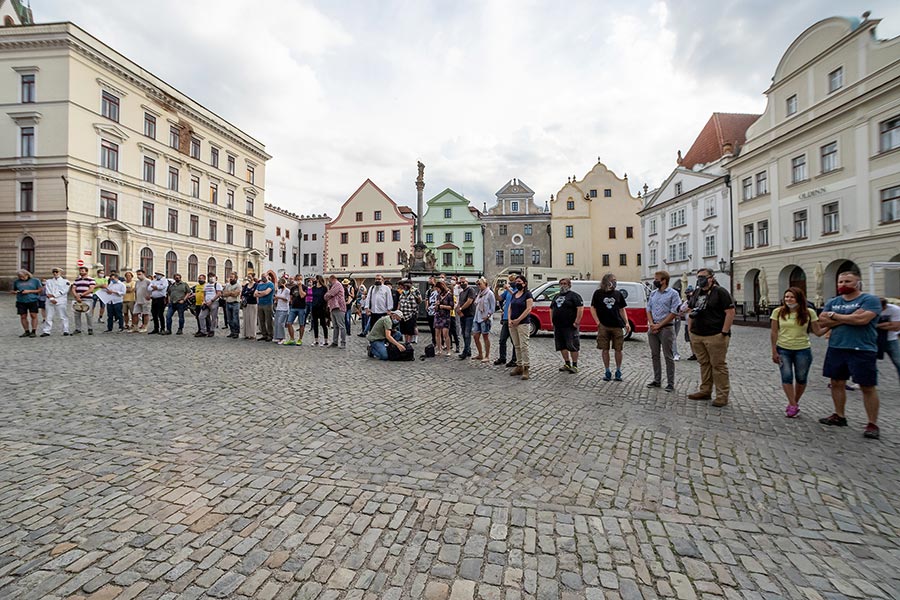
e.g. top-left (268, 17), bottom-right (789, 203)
top-left (549, 160), bottom-right (642, 281)
top-left (324, 180), bottom-right (415, 282)
top-left (0, 22), bottom-right (269, 285)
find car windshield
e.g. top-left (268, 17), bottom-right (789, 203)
top-left (537, 284), bottom-right (560, 300)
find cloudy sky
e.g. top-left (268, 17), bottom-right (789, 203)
top-left (36, 0), bottom-right (900, 216)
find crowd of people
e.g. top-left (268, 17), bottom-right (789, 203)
top-left (11, 265), bottom-right (900, 439)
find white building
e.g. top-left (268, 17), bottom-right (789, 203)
top-left (728, 14), bottom-right (900, 309)
top-left (639, 113), bottom-right (759, 294)
top-left (263, 203), bottom-right (300, 278)
top-left (298, 214), bottom-right (328, 278)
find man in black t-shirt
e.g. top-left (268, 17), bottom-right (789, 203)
top-left (687, 268), bottom-right (735, 407)
top-left (590, 273), bottom-right (631, 381)
top-left (551, 278), bottom-right (584, 373)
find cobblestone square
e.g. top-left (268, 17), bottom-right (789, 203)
top-left (1, 310), bottom-right (899, 600)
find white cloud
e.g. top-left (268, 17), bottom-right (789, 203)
top-left (34, 0), bottom-right (900, 216)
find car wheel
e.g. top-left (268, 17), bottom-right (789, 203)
top-left (624, 321), bottom-right (635, 340)
top-left (528, 317), bottom-right (540, 337)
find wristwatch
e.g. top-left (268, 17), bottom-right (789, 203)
top-left (722, 331), bottom-right (731, 337)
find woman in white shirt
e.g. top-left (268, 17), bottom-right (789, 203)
top-left (273, 280), bottom-right (291, 344)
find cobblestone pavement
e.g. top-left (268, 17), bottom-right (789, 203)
top-left (1, 307), bottom-right (899, 600)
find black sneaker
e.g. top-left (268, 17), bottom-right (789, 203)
top-left (176, 330), bottom-right (183, 335)
top-left (687, 354), bottom-right (697, 361)
top-left (665, 384), bottom-right (675, 392)
top-left (864, 423), bottom-right (880, 439)
top-left (819, 413), bottom-right (848, 427)
top-left (73, 330), bottom-right (82, 335)
top-left (29, 331), bottom-right (36, 338)
top-left (63, 332), bottom-right (71, 336)
top-left (646, 381), bottom-right (661, 388)
top-left (505, 360), bottom-right (517, 368)
top-left (88, 329), bottom-right (93, 335)
top-left (40, 333), bottom-right (50, 337)
top-left (19, 332), bottom-right (30, 338)
top-left (493, 358), bottom-right (506, 366)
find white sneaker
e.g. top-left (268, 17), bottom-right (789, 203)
top-left (674, 354), bottom-right (681, 361)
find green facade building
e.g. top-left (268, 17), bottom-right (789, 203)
top-left (421, 188), bottom-right (483, 277)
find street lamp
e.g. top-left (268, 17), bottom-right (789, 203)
top-left (718, 257), bottom-right (728, 273)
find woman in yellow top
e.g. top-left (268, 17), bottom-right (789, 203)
top-left (770, 287), bottom-right (825, 418)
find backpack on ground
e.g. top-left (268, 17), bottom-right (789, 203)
top-left (388, 342), bottom-right (415, 361)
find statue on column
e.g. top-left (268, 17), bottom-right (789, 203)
top-left (416, 161), bottom-right (425, 185)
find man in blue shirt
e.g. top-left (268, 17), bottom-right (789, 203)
top-left (646, 270), bottom-right (682, 392)
top-left (254, 274), bottom-right (275, 342)
top-left (493, 279), bottom-right (518, 367)
top-left (818, 271), bottom-right (882, 439)
top-left (11, 269), bottom-right (42, 337)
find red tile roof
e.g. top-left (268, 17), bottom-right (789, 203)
top-left (679, 113), bottom-right (760, 170)
top-left (437, 243), bottom-right (459, 250)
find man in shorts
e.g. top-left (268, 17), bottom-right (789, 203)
top-left (590, 273), bottom-right (630, 381)
top-left (551, 278), bottom-right (584, 373)
top-left (131, 269), bottom-right (151, 333)
top-left (71, 266), bottom-right (96, 335)
top-left (11, 269), bottom-right (42, 337)
top-left (818, 271), bottom-right (883, 439)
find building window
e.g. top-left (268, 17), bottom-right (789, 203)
top-left (165, 251), bottom-right (177, 279)
top-left (19, 181), bottom-right (33, 212)
top-left (225, 259), bottom-right (233, 278)
top-left (499, 224), bottom-right (507, 235)
top-left (245, 230), bottom-right (254, 248)
top-left (340, 254), bottom-right (348, 267)
top-left (604, 189), bottom-right (611, 197)
top-left (827, 67), bottom-right (843, 93)
top-left (649, 248), bottom-right (657, 266)
top-left (704, 234), bottom-right (716, 257)
top-left (21, 74), bottom-right (35, 103)
top-left (227, 155), bottom-right (235, 175)
top-left (438, 252), bottom-right (451, 267)
top-left (791, 155), bottom-right (807, 183)
top-left (510, 248), bottom-right (524, 265)
top-left (247, 166), bottom-right (255, 184)
top-left (276, 226), bottom-right (281, 236)
top-left (191, 176), bottom-right (200, 198)
top-left (245, 197), bottom-right (254, 216)
top-left (169, 126), bottom-right (179, 149)
top-left (141, 202), bottom-right (154, 227)
top-left (209, 220), bottom-right (217, 241)
top-left (565, 225), bottom-right (573, 238)
top-left (210, 147), bottom-right (219, 168)
top-left (566, 200), bottom-right (575, 210)
top-left (100, 140), bottom-right (118, 170)
top-left (310, 253), bottom-right (317, 266)
top-left (444, 232), bottom-right (453, 243)
top-left (374, 210), bottom-right (382, 221)
top-left (207, 257), bottom-right (217, 277)
top-left (608, 227), bottom-right (616, 239)
top-left (190, 214), bottom-right (199, 237)
top-left (524, 224), bottom-right (532, 236)
top-left (756, 171), bottom-right (768, 195)
top-left (786, 94), bottom-right (798, 116)
top-left (425, 233), bottom-right (434, 244)
top-left (531, 250), bottom-right (541, 265)
top-left (510, 201), bottom-right (519, 212)
top-left (626, 226), bottom-right (634, 238)
top-left (340, 232), bottom-right (348, 244)
top-left (674, 182), bottom-right (683, 195)
top-left (743, 224), bottom-right (755, 249)
top-left (140, 247), bottom-right (154, 274)
top-left (881, 185), bottom-right (900, 223)
top-left (464, 253), bottom-right (473, 267)
top-left (226, 224), bottom-right (233, 245)
top-left (168, 209), bottom-right (178, 233)
top-left (821, 142), bottom-right (838, 173)
top-left (376, 230), bottom-right (385, 242)
top-left (143, 156), bottom-right (155, 183)
top-left (392, 230), bottom-right (400, 241)
top-left (757, 220), bottom-right (769, 247)
top-left (464, 231), bottom-right (473, 242)
top-left (742, 177), bottom-right (752, 201)
top-left (822, 202), bottom-right (839, 234)
top-left (602, 254), bottom-right (610, 267)
top-left (280, 249), bottom-right (286, 264)
top-left (361, 231), bottom-right (369, 243)
top-left (443, 208), bottom-right (452, 219)
top-left (361, 253), bottom-right (369, 267)
top-left (495, 250), bottom-right (504, 265)
top-left (355, 211), bottom-right (363, 222)
top-left (190, 138), bottom-right (201, 159)
top-left (376, 252), bottom-right (384, 266)
top-left (669, 208), bottom-right (685, 228)
top-left (210, 183), bottom-right (218, 204)
top-left (185, 255), bottom-right (197, 280)
top-left (100, 190), bottom-right (117, 220)
top-left (880, 116), bottom-right (900, 153)
top-left (168, 167), bottom-right (179, 191)
top-left (619, 253), bottom-right (627, 266)
top-left (101, 91), bottom-right (119, 122)
top-left (566, 252), bottom-right (574, 266)
top-left (18, 236), bottom-right (35, 272)
top-left (793, 210), bottom-right (808, 240)
top-left (303, 254), bottom-right (310, 267)
top-left (677, 241), bottom-right (688, 261)
top-left (268, 246), bottom-right (275, 263)
top-left (589, 189), bottom-right (597, 198)
top-left (637, 253), bottom-right (642, 266)
top-left (226, 189), bottom-right (234, 209)
top-left (649, 219), bottom-right (657, 235)
top-left (143, 113), bottom-right (156, 138)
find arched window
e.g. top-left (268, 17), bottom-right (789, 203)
top-left (165, 251), bottom-right (178, 279)
top-left (224, 259), bottom-right (233, 279)
top-left (19, 236), bottom-right (35, 273)
top-left (207, 257), bottom-right (216, 277)
top-left (100, 240), bottom-right (118, 251)
top-left (140, 247), bottom-right (154, 274)
top-left (188, 254), bottom-right (199, 281)
top-left (100, 240), bottom-right (119, 273)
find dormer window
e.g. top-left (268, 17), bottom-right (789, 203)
top-left (786, 94), bottom-right (798, 116)
top-left (828, 67), bottom-right (843, 94)
top-left (510, 201), bottom-right (519, 212)
top-left (674, 182), bottom-right (682, 195)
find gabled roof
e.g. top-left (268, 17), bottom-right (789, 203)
top-left (437, 243), bottom-right (459, 250)
top-left (495, 178), bottom-right (535, 198)
top-left (679, 113), bottom-right (760, 170)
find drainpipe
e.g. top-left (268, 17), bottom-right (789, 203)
top-left (724, 173), bottom-right (735, 299)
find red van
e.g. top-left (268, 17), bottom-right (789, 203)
top-left (526, 280), bottom-right (649, 338)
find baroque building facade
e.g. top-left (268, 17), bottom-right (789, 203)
top-left (0, 22), bottom-right (269, 285)
top-left (421, 188), bottom-right (483, 277)
top-left (482, 179), bottom-right (551, 285)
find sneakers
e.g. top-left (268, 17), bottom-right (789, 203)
top-left (561, 364), bottom-right (572, 372)
top-left (509, 366), bottom-right (524, 376)
top-left (493, 358), bottom-right (506, 366)
top-left (665, 384), bottom-right (675, 393)
top-left (687, 354), bottom-right (697, 361)
top-left (176, 329), bottom-right (183, 335)
top-left (29, 331), bottom-right (36, 338)
top-left (88, 329), bottom-right (93, 335)
top-left (818, 413), bottom-right (848, 427)
top-left (284, 339), bottom-right (296, 345)
top-left (19, 331), bottom-right (31, 338)
top-left (40, 333), bottom-right (50, 337)
top-left (864, 423), bottom-right (880, 439)
top-left (505, 360), bottom-right (517, 368)
top-left (614, 369), bottom-right (623, 382)
top-left (673, 354), bottom-right (680, 361)
top-left (646, 381), bottom-right (661, 388)
top-left (63, 332), bottom-right (71, 336)
top-left (297, 339), bottom-right (303, 346)
top-left (73, 330), bottom-right (82, 335)
top-left (785, 405), bottom-right (800, 418)
top-left (603, 369), bottom-right (612, 382)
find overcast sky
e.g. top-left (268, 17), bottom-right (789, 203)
top-left (36, 0), bottom-right (900, 216)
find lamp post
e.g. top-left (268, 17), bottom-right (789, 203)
top-left (718, 257), bottom-right (729, 273)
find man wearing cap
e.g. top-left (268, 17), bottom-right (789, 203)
top-left (366, 309), bottom-right (406, 360)
top-left (41, 268), bottom-right (72, 336)
top-left (148, 271), bottom-right (169, 334)
top-left (71, 266), bottom-right (96, 335)
top-left (132, 270), bottom-right (151, 333)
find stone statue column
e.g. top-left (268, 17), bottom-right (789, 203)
top-left (411, 161), bottom-right (427, 273)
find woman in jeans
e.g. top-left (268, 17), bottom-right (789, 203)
top-left (273, 280), bottom-right (291, 344)
top-left (472, 278), bottom-right (496, 363)
top-left (310, 275), bottom-right (329, 346)
top-left (241, 278), bottom-right (258, 340)
top-left (770, 287), bottom-right (824, 417)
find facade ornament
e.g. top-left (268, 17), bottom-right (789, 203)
top-left (676, 150), bottom-right (683, 165)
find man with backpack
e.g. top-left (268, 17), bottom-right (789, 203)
top-left (367, 310), bottom-right (407, 360)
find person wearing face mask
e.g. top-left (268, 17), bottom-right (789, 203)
top-left (877, 297), bottom-right (900, 383)
top-left (241, 276), bottom-right (259, 340)
top-left (122, 271), bottom-right (136, 331)
top-left (165, 273), bottom-right (191, 335)
top-left (91, 268), bottom-right (108, 321)
top-left (324, 274), bottom-right (348, 348)
top-left (222, 273), bottom-right (242, 339)
top-left (255, 273), bottom-right (276, 342)
top-left (131, 270), bottom-right (151, 333)
top-left (435, 281), bottom-right (454, 355)
top-left (472, 278), bottom-right (496, 363)
top-left (591, 273), bottom-right (630, 381)
top-left (645, 271), bottom-right (681, 391)
top-left (494, 278), bottom-right (518, 367)
top-left (190, 274), bottom-right (207, 334)
top-left (817, 271), bottom-right (883, 439)
top-left (397, 280), bottom-right (421, 345)
top-left (40, 268), bottom-right (72, 336)
top-left (686, 267), bottom-right (735, 407)
top-left (364, 274), bottom-right (392, 335)
top-left (551, 278), bottom-right (584, 373)
top-left (456, 276), bottom-right (477, 359)
top-left (198, 273), bottom-right (223, 337)
top-left (366, 310), bottom-right (406, 360)
top-left (103, 271), bottom-right (126, 332)
top-left (507, 275), bottom-right (534, 380)
top-left (770, 287), bottom-right (824, 418)
top-left (147, 271), bottom-right (169, 334)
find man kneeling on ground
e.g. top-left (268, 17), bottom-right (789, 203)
top-left (367, 310), bottom-right (406, 360)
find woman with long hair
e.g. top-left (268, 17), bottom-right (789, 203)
top-left (310, 275), bottom-right (329, 345)
top-left (770, 286), bottom-right (824, 417)
top-left (434, 281), bottom-right (453, 355)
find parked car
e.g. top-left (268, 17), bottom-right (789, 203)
top-left (527, 280), bottom-right (649, 338)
